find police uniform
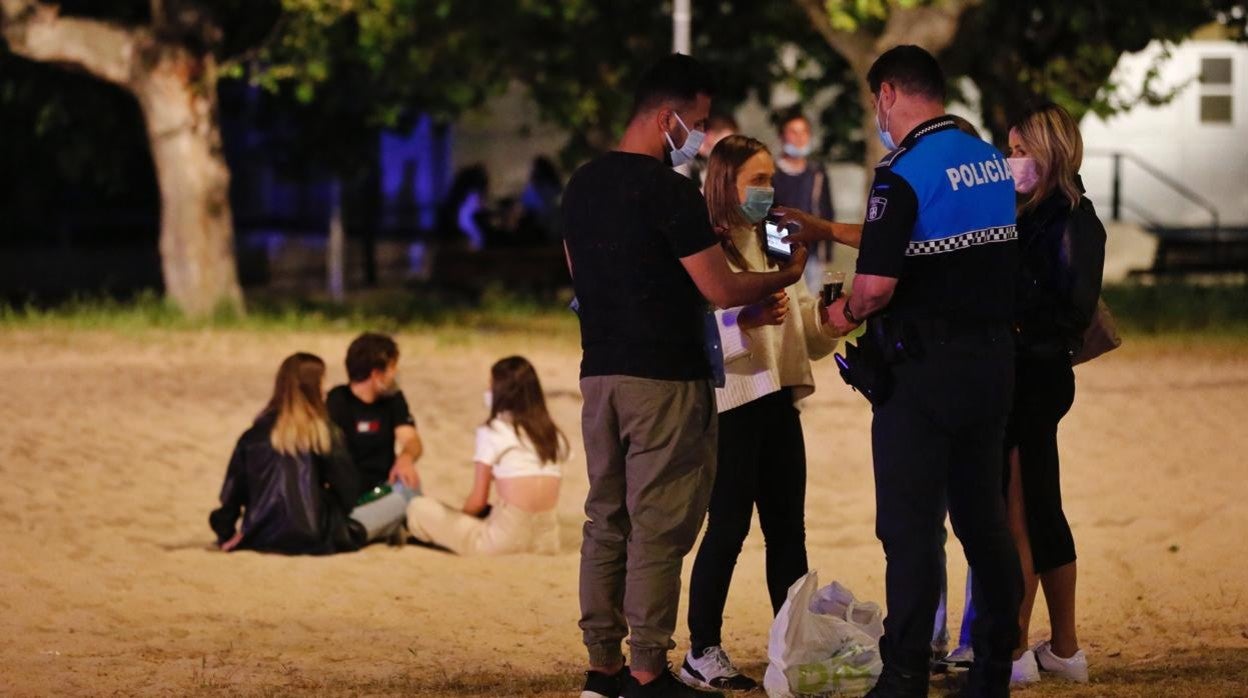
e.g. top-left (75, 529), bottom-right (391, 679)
top-left (854, 116), bottom-right (1023, 697)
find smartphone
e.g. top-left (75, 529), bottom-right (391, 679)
top-left (764, 219), bottom-right (792, 260)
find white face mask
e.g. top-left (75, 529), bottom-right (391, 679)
top-left (1008, 157), bottom-right (1039, 194)
top-left (781, 142), bottom-right (812, 158)
top-left (483, 389), bottom-right (493, 410)
top-left (665, 112), bottom-right (705, 169)
top-left (876, 103), bottom-right (896, 151)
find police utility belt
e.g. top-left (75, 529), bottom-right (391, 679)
top-left (834, 315), bottom-right (1009, 406)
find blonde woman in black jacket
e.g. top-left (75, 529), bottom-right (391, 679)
top-left (210, 353), bottom-right (364, 555)
top-left (1003, 103), bottom-right (1105, 685)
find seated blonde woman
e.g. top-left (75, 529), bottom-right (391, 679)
top-left (209, 352), bottom-right (364, 555)
top-left (406, 356), bottom-right (567, 555)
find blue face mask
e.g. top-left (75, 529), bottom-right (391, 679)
top-left (876, 102), bottom-right (896, 151)
top-left (739, 186), bottom-right (774, 223)
top-left (781, 142), bottom-right (812, 158)
top-left (665, 112), bottom-right (705, 169)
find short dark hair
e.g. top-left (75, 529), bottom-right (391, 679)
top-left (630, 53), bottom-right (715, 120)
top-left (345, 332), bottom-right (399, 383)
top-left (867, 45), bottom-right (946, 103)
top-left (707, 112), bottom-right (738, 133)
top-left (774, 106), bottom-right (810, 134)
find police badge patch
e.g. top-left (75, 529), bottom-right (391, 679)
top-left (867, 195), bottom-right (888, 222)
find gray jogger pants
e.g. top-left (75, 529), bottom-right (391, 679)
top-left (578, 376), bottom-right (717, 675)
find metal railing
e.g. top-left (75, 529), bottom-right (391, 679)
top-left (1085, 149), bottom-right (1221, 232)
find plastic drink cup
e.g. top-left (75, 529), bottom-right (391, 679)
top-left (822, 270), bottom-right (846, 306)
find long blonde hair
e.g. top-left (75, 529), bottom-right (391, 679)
top-left (704, 134), bottom-right (770, 269)
top-left (1012, 103), bottom-right (1083, 214)
top-left (265, 352), bottom-right (334, 457)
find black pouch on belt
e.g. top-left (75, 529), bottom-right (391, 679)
top-left (834, 336), bottom-right (893, 406)
top-left (833, 314), bottom-right (919, 406)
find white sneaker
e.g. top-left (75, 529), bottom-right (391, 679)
top-left (942, 645), bottom-right (974, 669)
top-left (1035, 641), bottom-right (1089, 682)
top-left (1010, 649), bottom-right (1040, 685)
top-left (679, 646), bottom-right (758, 691)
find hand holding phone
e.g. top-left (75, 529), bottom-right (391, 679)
top-left (764, 218), bottom-right (792, 260)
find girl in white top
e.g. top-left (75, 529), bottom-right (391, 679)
top-left (406, 356), bottom-right (568, 555)
top-left (680, 135), bottom-right (843, 691)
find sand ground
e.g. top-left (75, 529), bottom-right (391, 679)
top-left (0, 328), bottom-right (1246, 697)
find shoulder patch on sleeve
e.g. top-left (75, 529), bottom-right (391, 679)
top-left (867, 195), bottom-right (888, 222)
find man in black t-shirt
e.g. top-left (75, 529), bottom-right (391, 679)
top-left (564, 54), bottom-right (807, 698)
top-left (326, 333), bottom-right (424, 541)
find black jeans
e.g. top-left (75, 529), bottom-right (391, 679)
top-left (1007, 354), bottom-right (1077, 573)
top-left (687, 388), bottom-right (807, 652)
top-left (870, 332), bottom-right (1022, 698)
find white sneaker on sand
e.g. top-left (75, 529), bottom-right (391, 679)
top-left (1010, 649), bottom-right (1040, 685)
top-left (679, 646), bottom-right (758, 691)
top-left (1035, 641), bottom-right (1089, 683)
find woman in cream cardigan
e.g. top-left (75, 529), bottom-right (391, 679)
top-left (679, 134), bottom-right (843, 692)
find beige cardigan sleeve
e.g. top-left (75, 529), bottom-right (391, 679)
top-left (795, 280), bottom-right (839, 361)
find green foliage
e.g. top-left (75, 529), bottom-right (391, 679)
top-left (241, 0), bottom-right (512, 125)
top-left (823, 0), bottom-right (928, 33)
top-left (0, 288), bottom-right (580, 338)
top-left (1102, 281), bottom-right (1248, 336)
top-left (496, 0), bottom-right (855, 163)
top-left (6, 283), bottom-right (1246, 344)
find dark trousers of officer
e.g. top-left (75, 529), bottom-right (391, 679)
top-left (869, 327), bottom-right (1022, 697)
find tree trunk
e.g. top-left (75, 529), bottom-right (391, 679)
top-left (796, 0), bottom-right (978, 193)
top-left (132, 49), bottom-right (243, 316)
top-left (0, 1), bottom-right (244, 317)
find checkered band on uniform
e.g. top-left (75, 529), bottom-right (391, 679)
top-left (905, 225), bottom-right (1018, 257)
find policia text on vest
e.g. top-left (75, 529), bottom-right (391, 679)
top-left (945, 156), bottom-right (1014, 191)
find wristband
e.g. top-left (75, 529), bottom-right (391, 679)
top-left (843, 300), bottom-right (860, 325)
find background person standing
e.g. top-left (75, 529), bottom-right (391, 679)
top-left (774, 108), bottom-right (836, 292)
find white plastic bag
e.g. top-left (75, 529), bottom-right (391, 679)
top-left (809, 580), bottom-right (884, 643)
top-left (764, 571), bottom-right (883, 697)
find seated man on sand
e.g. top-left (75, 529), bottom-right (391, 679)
top-left (406, 356), bottom-right (566, 555)
top-left (327, 332), bottom-right (424, 542)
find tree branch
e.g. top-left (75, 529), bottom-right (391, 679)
top-left (792, 0), bottom-right (875, 70)
top-left (0, 0), bottom-right (141, 88)
top-left (218, 12), bottom-right (289, 75)
top-left (876, 0), bottom-right (980, 54)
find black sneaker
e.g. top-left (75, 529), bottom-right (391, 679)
top-left (679, 646), bottom-right (759, 691)
top-left (582, 665), bottom-right (629, 698)
top-left (622, 667), bottom-right (725, 697)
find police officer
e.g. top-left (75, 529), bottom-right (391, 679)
top-left (823, 46), bottom-right (1023, 697)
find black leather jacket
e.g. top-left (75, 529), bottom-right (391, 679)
top-left (1014, 181), bottom-right (1107, 359)
top-left (209, 413), bottom-right (365, 555)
